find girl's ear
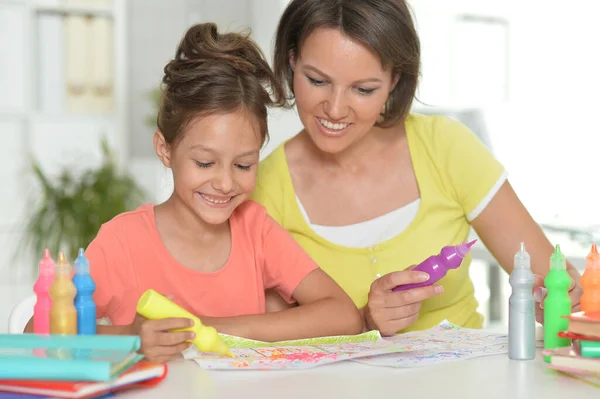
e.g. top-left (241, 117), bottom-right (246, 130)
top-left (154, 131), bottom-right (173, 168)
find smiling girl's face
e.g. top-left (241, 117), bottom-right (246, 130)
top-left (155, 107), bottom-right (262, 226)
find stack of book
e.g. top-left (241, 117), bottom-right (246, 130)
top-left (0, 334), bottom-right (167, 398)
top-left (543, 311), bottom-right (600, 386)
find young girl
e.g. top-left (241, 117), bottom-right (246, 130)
top-left (26, 23), bottom-right (363, 363)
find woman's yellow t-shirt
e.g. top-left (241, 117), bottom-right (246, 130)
top-left (251, 113), bottom-right (505, 332)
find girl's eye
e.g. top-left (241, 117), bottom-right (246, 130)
top-left (307, 76), bottom-right (325, 86)
top-left (195, 161), bottom-right (213, 168)
top-left (236, 164), bottom-right (252, 171)
top-left (356, 87), bottom-right (376, 95)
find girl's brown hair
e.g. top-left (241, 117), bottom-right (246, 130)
top-left (158, 23), bottom-right (284, 145)
top-left (273, 0), bottom-right (420, 128)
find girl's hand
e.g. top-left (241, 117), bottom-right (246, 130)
top-left (533, 273), bottom-right (582, 324)
top-left (363, 270), bottom-right (443, 336)
top-left (128, 314), bottom-right (195, 363)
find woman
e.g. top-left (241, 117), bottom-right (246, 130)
top-left (253, 0), bottom-right (582, 335)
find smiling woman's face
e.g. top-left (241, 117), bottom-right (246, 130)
top-left (291, 27), bottom-right (398, 155)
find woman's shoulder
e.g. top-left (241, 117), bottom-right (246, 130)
top-left (253, 142), bottom-right (290, 211)
top-left (407, 112), bottom-right (478, 145)
top-left (406, 112), bottom-right (493, 163)
top-left (258, 143), bottom-right (287, 178)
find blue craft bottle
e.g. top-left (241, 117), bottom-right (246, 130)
top-left (72, 248), bottom-right (97, 334)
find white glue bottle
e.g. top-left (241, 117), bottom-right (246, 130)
top-left (508, 242), bottom-right (536, 360)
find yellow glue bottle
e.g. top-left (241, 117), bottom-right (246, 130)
top-left (49, 252), bottom-right (78, 334)
top-left (136, 289), bottom-right (233, 357)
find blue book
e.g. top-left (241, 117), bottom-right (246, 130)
top-left (0, 334), bottom-right (142, 382)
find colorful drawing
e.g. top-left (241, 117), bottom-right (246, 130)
top-left (186, 321), bottom-right (541, 370)
top-left (186, 333), bottom-right (405, 370)
top-left (353, 321), bottom-right (544, 368)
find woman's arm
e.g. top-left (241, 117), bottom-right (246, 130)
top-left (470, 180), bottom-right (582, 316)
top-left (202, 269), bottom-right (364, 341)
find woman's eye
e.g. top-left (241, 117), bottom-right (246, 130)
top-left (195, 161), bottom-right (212, 168)
top-left (307, 76), bottom-right (325, 86)
top-left (356, 87), bottom-right (376, 95)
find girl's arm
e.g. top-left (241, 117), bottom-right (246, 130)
top-left (265, 288), bottom-right (297, 312)
top-left (201, 208), bottom-right (363, 341)
top-left (470, 180), bottom-right (582, 318)
top-left (202, 268), bottom-right (364, 341)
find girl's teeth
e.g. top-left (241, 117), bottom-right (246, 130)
top-left (201, 194), bottom-right (231, 204)
top-left (319, 118), bottom-right (349, 130)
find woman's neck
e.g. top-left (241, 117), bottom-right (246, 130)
top-left (304, 123), bottom-right (405, 172)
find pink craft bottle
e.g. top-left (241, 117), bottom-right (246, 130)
top-left (392, 240), bottom-right (477, 292)
top-left (33, 249), bottom-right (56, 334)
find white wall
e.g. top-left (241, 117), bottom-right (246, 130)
top-left (410, 0), bottom-right (600, 229)
top-left (499, 1), bottom-right (600, 227)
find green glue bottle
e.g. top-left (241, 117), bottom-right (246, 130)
top-left (543, 244), bottom-right (572, 362)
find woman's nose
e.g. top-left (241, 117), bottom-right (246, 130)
top-left (323, 88), bottom-right (349, 120)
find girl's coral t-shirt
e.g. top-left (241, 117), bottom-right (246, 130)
top-left (85, 200), bottom-right (318, 325)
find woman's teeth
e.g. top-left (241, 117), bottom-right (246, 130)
top-left (200, 194), bottom-right (232, 204)
top-left (318, 118), bottom-right (350, 130)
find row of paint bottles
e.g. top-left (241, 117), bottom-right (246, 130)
top-left (508, 242), bottom-right (600, 361)
top-left (33, 249), bottom-right (96, 335)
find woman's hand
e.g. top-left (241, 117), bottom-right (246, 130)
top-left (128, 314), bottom-right (195, 363)
top-left (363, 270), bottom-right (444, 336)
top-left (533, 272), bottom-right (582, 324)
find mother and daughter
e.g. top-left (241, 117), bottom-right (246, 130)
top-left (25, 0), bottom-right (582, 363)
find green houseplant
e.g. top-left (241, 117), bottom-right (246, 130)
top-left (19, 138), bottom-right (147, 263)
top-left (145, 87), bottom-right (161, 128)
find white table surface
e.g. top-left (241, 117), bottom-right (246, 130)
top-left (118, 349), bottom-right (598, 399)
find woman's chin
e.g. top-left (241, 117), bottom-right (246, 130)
top-left (310, 135), bottom-right (355, 155)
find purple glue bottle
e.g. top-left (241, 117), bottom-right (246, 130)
top-left (392, 239), bottom-right (477, 292)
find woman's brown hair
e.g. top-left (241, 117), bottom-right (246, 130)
top-left (273, 0), bottom-right (420, 128)
top-left (158, 23), bottom-right (284, 146)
